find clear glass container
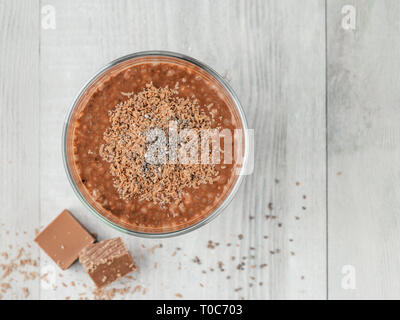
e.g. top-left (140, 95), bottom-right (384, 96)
top-left (62, 51), bottom-right (249, 238)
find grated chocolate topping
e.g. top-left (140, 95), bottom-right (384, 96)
top-left (99, 82), bottom-right (219, 207)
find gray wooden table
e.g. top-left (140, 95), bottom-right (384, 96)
top-left (1, 0), bottom-right (399, 300)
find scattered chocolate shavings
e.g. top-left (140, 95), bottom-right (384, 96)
top-left (120, 91), bottom-right (134, 98)
top-left (22, 287), bottom-right (29, 298)
top-left (99, 82), bottom-right (219, 206)
top-left (0, 283), bottom-right (11, 294)
top-left (192, 256), bottom-right (201, 264)
top-left (151, 244), bottom-right (162, 254)
top-left (94, 286), bottom-right (133, 300)
top-left (236, 262), bottom-right (245, 270)
top-left (131, 285), bottom-right (142, 295)
top-left (0, 241), bottom-right (39, 300)
top-left (16, 248), bottom-right (24, 259)
top-left (207, 240), bottom-right (216, 249)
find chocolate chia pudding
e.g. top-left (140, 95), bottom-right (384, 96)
top-left (64, 52), bottom-right (247, 236)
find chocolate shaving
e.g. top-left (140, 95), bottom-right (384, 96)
top-left (99, 82), bottom-right (219, 207)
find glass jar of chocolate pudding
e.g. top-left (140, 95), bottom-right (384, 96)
top-left (63, 51), bottom-right (248, 237)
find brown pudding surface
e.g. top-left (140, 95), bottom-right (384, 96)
top-left (69, 57), bottom-right (242, 233)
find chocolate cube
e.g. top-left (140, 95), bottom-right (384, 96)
top-left (34, 209), bottom-right (95, 270)
top-left (79, 237), bottom-right (136, 288)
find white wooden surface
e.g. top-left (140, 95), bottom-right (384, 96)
top-left (0, 0), bottom-right (40, 300)
top-left (327, 0), bottom-right (400, 299)
top-left (0, 0), bottom-right (398, 300)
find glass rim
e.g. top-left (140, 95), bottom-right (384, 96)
top-left (62, 50), bottom-right (249, 238)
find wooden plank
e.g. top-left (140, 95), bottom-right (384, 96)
top-left (38, 0), bottom-right (326, 299)
top-left (0, 0), bottom-right (40, 300)
top-left (327, 0), bottom-right (400, 299)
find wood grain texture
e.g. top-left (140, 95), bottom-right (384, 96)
top-left (1, 0), bottom-right (327, 300)
top-left (6, 0), bottom-right (400, 300)
top-left (0, 0), bottom-right (40, 300)
top-left (327, 0), bottom-right (400, 299)
top-left (38, 0), bottom-right (326, 300)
